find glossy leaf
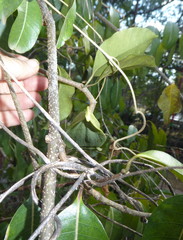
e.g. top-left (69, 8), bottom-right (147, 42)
top-left (92, 27), bottom-right (157, 80)
top-left (58, 67), bottom-right (75, 121)
top-left (0, 0), bottom-right (23, 22)
top-left (4, 198), bottom-right (40, 240)
top-left (137, 150), bottom-right (183, 181)
top-left (142, 195), bottom-right (183, 240)
top-left (8, 0), bottom-right (42, 53)
top-left (158, 84), bottom-right (182, 124)
top-left (162, 22), bottom-right (179, 50)
top-left (57, 0), bottom-right (76, 48)
top-left (58, 194), bottom-right (109, 240)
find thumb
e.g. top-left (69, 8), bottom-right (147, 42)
top-left (0, 55), bottom-right (39, 80)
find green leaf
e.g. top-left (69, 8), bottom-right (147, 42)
top-left (58, 194), bottom-right (109, 240)
top-left (158, 84), bottom-right (182, 125)
top-left (100, 78), bottom-right (113, 110)
top-left (0, 0), bottom-right (23, 22)
top-left (8, 0), bottom-right (42, 53)
top-left (162, 22), bottom-right (179, 50)
top-left (166, 44), bottom-right (176, 65)
top-left (0, 16), bottom-right (14, 51)
top-left (147, 38), bottom-right (160, 56)
top-left (82, 28), bottom-right (90, 55)
top-left (92, 27), bottom-right (157, 80)
top-left (109, 6), bottom-right (120, 28)
top-left (57, 0), bottom-right (76, 48)
top-left (155, 43), bottom-right (166, 66)
top-left (59, 83), bottom-right (75, 120)
top-left (4, 198), bottom-right (40, 240)
top-left (142, 195), bottom-right (183, 240)
top-left (147, 121), bottom-right (167, 150)
top-left (110, 78), bottom-right (122, 108)
top-left (76, 0), bottom-right (93, 28)
top-left (127, 125), bottom-right (138, 144)
top-left (137, 150), bottom-right (183, 181)
top-left (105, 207), bottom-right (124, 240)
top-left (68, 122), bottom-right (106, 147)
top-left (179, 34), bottom-right (183, 59)
top-left (58, 67), bottom-right (75, 121)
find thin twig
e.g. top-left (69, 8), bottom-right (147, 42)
top-left (0, 56), bottom-right (39, 169)
top-left (87, 187), bottom-right (151, 217)
top-left (0, 121), bottom-right (49, 164)
top-left (154, 66), bottom-right (172, 85)
top-left (118, 179), bottom-right (158, 206)
top-left (0, 173), bottom-right (34, 203)
top-left (95, 12), bottom-right (119, 32)
top-left (94, 165), bottom-right (183, 185)
top-left (40, 68), bottom-right (97, 113)
top-left (89, 204), bottom-right (143, 237)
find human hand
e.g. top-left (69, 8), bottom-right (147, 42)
top-left (0, 54), bottom-right (48, 127)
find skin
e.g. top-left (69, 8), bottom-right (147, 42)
top-left (0, 54), bottom-right (48, 127)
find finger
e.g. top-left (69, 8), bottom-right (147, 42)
top-left (0, 109), bottom-right (34, 127)
top-left (0, 75), bottom-right (48, 94)
top-left (0, 92), bottom-right (41, 111)
top-left (0, 55), bottom-right (39, 80)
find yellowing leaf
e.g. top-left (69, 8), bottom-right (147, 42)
top-left (85, 106), bottom-right (103, 133)
top-left (158, 84), bottom-right (182, 124)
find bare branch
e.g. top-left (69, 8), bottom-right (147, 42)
top-left (87, 187), bottom-right (151, 217)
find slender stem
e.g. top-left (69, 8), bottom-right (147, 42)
top-left (95, 12), bottom-right (119, 32)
